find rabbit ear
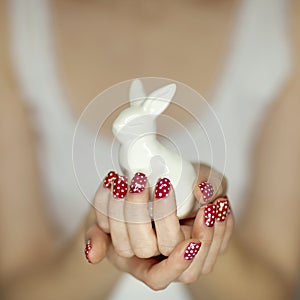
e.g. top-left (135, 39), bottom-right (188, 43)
top-left (143, 83), bottom-right (176, 115)
top-left (129, 79), bottom-right (146, 106)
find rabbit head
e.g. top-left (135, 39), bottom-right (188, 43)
top-left (112, 79), bottom-right (176, 143)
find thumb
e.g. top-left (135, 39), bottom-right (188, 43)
top-left (85, 224), bottom-right (110, 264)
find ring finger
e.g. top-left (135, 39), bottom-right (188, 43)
top-left (153, 178), bottom-right (184, 256)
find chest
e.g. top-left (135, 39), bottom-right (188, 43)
top-left (52, 0), bottom-right (239, 117)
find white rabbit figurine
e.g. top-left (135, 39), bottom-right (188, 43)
top-left (112, 79), bottom-right (198, 219)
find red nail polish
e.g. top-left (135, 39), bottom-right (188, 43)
top-left (113, 176), bottom-right (128, 199)
top-left (84, 240), bottom-right (92, 263)
top-left (184, 242), bottom-right (201, 260)
top-left (198, 181), bottom-right (214, 202)
top-left (204, 204), bottom-right (216, 227)
top-left (155, 178), bottom-right (171, 199)
top-left (129, 172), bottom-right (147, 193)
top-left (103, 171), bottom-right (118, 189)
top-left (216, 199), bottom-right (229, 222)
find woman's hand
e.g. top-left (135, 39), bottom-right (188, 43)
top-left (177, 195), bottom-right (234, 283)
top-left (105, 191), bottom-right (233, 290)
top-left (93, 171), bottom-right (185, 258)
top-left (85, 165), bottom-right (234, 289)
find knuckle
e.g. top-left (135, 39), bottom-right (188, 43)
top-left (147, 276), bottom-right (168, 291)
top-left (115, 247), bottom-right (134, 258)
top-left (158, 242), bottom-right (176, 256)
top-left (159, 246), bottom-right (173, 257)
top-left (134, 246), bottom-right (157, 258)
top-left (148, 283), bottom-right (167, 291)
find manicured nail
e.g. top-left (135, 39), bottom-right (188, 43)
top-left (103, 171), bottom-right (118, 189)
top-left (216, 199), bottom-right (229, 222)
top-left (184, 242), bottom-right (201, 260)
top-left (113, 175), bottom-right (128, 199)
top-left (129, 172), bottom-right (147, 193)
top-left (84, 240), bottom-right (92, 263)
top-left (204, 204), bottom-right (216, 227)
top-left (222, 195), bottom-right (231, 214)
top-left (155, 178), bottom-right (171, 199)
top-left (198, 181), bottom-right (214, 202)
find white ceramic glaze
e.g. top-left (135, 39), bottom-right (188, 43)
top-left (112, 79), bottom-right (197, 219)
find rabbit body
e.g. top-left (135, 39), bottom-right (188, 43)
top-left (112, 79), bottom-right (197, 219)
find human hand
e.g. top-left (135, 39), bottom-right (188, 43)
top-left (103, 173), bottom-right (233, 289)
top-left (90, 164), bottom-right (232, 258)
top-left (93, 170), bottom-right (185, 258)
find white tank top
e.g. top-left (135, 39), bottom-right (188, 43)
top-left (8, 0), bottom-right (292, 299)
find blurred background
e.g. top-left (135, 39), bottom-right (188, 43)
top-left (1, 0), bottom-right (299, 299)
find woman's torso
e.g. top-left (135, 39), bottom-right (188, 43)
top-left (7, 0), bottom-right (292, 298)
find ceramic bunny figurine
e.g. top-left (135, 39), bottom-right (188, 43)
top-left (112, 79), bottom-right (197, 219)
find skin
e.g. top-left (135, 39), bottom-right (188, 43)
top-left (92, 165), bottom-right (231, 268)
top-left (1, 0), bottom-right (300, 299)
top-left (89, 167), bottom-right (232, 288)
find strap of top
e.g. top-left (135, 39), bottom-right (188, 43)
top-left (8, 0), bottom-right (74, 129)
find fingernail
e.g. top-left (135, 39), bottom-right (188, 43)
top-left (113, 175), bottom-right (128, 198)
top-left (129, 172), bottom-right (147, 193)
top-left (198, 181), bottom-right (214, 202)
top-left (223, 195), bottom-right (231, 214)
top-left (216, 198), bottom-right (229, 222)
top-left (103, 171), bottom-right (118, 189)
top-left (155, 178), bottom-right (171, 199)
top-left (204, 204), bottom-right (216, 227)
top-left (184, 242), bottom-right (201, 260)
top-left (84, 240), bottom-right (92, 263)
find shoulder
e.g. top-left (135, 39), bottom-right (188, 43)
top-left (290, 0), bottom-right (300, 89)
top-left (0, 0), bottom-right (11, 71)
top-left (0, 0), bottom-right (18, 100)
top-left (271, 0), bottom-right (300, 124)
top-left (0, 0), bottom-right (28, 117)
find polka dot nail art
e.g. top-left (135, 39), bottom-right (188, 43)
top-left (216, 198), bottom-right (229, 222)
top-left (198, 181), bottom-right (214, 202)
top-left (155, 178), bottom-right (171, 199)
top-left (103, 171), bottom-right (118, 189)
top-left (113, 176), bottom-right (128, 199)
top-left (84, 240), bottom-right (92, 264)
top-left (184, 242), bottom-right (201, 260)
top-left (129, 172), bottom-right (147, 193)
top-left (204, 204), bottom-right (216, 227)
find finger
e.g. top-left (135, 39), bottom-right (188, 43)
top-left (153, 178), bottom-right (184, 256)
top-left (201, 197), bottom-right (229, 274)
top-left (125, 172), bottom-right (158, 258)
top-left (107, 239), bottom-right (202, 290)
top-left (85, 224), bottom-right (109, 264)
top-left (94, 171), bottom-right (118, 233)
top-left (193, 164), bottom-right (227, 205)
top-left (177, 203), bottom-right (215, 282)
top-left (109, 175), bottom-right (134, 257)
top-left (220, 198), bottom-right (234, 254)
